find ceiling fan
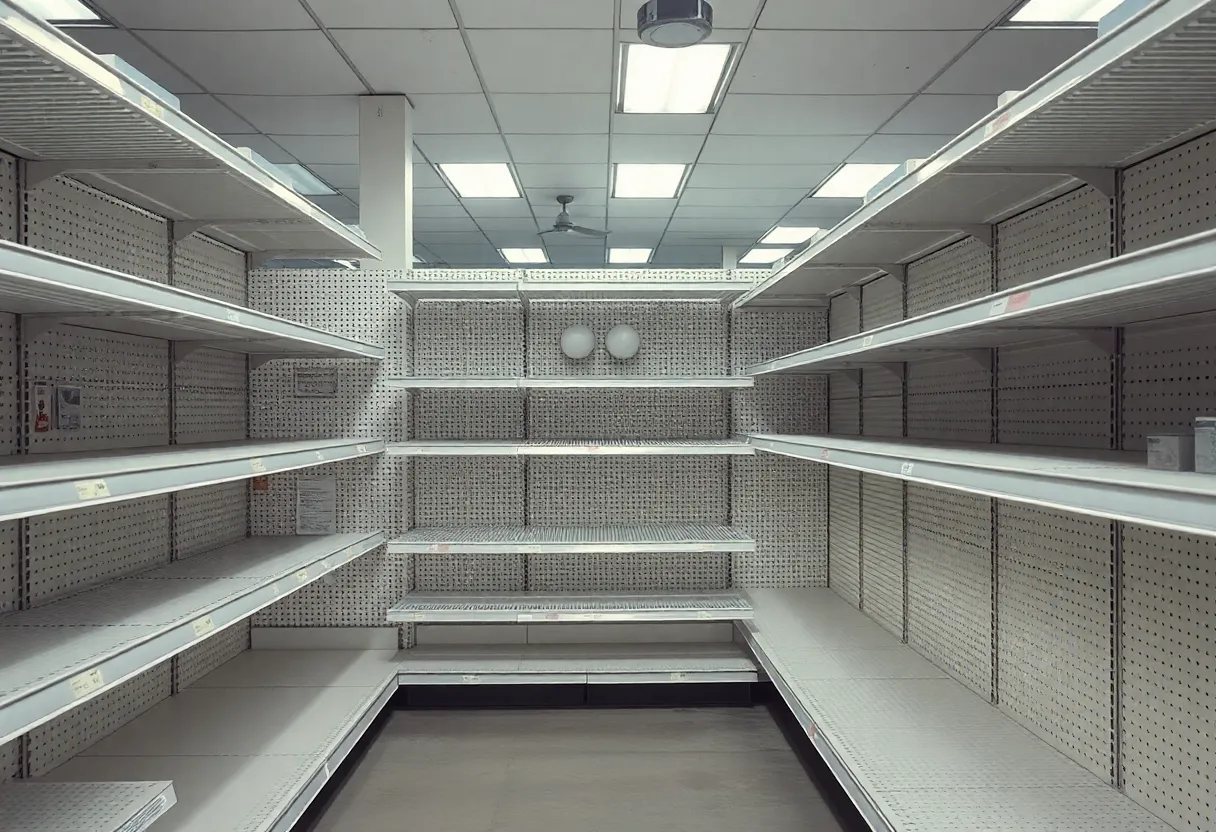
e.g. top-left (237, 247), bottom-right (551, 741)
top-left (539, 195), bottom-right (610, 238)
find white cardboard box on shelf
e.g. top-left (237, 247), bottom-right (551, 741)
top-left (1147, 434), bottom-right (1195, 471)
top-left (1195, 418), bottom-right (1216, 474)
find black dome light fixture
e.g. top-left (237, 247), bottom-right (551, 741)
top-left (637, 0), bottom-right (714, 48)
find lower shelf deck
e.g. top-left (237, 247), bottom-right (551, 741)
top-left (0, 780), bottom-right (176, 832)
top-left (387, 591), bottom-right (755, 623)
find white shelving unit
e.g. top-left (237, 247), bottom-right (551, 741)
top-left (0, 438), bottom-right (385, 522)
top-left (389, 376), bottom-right (753, 389)
top-left (0, 532), bottom-right (384, 745)
top-left (387, 591), bottom-right (755, 623)
top-left (389, 277), bottom-right (757, 304)
top-left (737, 0), bottom-right (1216, 306)
top-left (389, 523), bottom-right (755, 555)
top-left (0, 0), bottom-right (377, 260)
top-left (0, 780), bottom-right (176, 832)
top-left (387, 439), bottom-right (754, 456)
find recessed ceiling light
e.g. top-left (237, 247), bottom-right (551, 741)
top-left (760, 226), bottom-right (821, 245)
top-left (18, 0), bottom-right (102, 22)
top-left (740, 248), bottom-right (793, 265)
top-left (500, 247), bottom-right (548, 264)
top-left (439, 163), bottom-right (519, 199)
top-left (609, 248), bottom-right (653, 264)
top-left (614, 163), bottom-right (686, 199)
top-left (621, 43), bottom-right (732, 114)
top-left (812, 164), bottom-right (900, 199)
top-left (1010, 0), bottom-right (1122, 22)
top-left (276, 164), bottom-right (337, 196)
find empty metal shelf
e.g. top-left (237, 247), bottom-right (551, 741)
top-left (387, 591), bottom-right (755, 623)
top-left (390, 523), bottom-right (756, 554)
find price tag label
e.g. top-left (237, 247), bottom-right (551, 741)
top-left (461, 674), bottom-right (480, 685)
top-left (585, 445), bottom-right (603, 454)
top-left (900, 462), bottom-right (915, 476)
top-left (346, 547), bottom-right (359, 562)
top-left (403, 612), bottom-right (425, 621)
top-left (225, 309), bottom-right (241, 324)
top-left (192, 615), bottom-right (215, 637)
top-left (321, 560), bottom-right (332, 571)
top-left (988, 297), bottom-right (1010, 316)
top-left (428, 544), bottom-right (451, 553)
top-left (357, 444), bottom-right (369, 454)
top-left (69, 668), bottom-right (105, 699)
top-left (670, 672), bottom-right (689, 681)
top-left (696, 611), bottom-right (712, 619)
top-left (517, 613), bottom-right (535, 622)
top-left (74, 479), bottom-right (111, 501)
top-left (250, 458), bottom-right (266, 473)
top-left (820, 449), bottom-right (830, 461)
top-left (1007, 291), bottom-right (1031, 313)
top-left (138, 94), bottom-right (165, 119)
top-left (315, 451), bottom-right (326, 461)
top-left (323, 762), bottom-right (331, 779)
top-left (862, 335), bottom-right (874, 348)
top-left (296, 569), bottom-right (309, 583)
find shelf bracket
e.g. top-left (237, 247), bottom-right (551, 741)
top-left (20, 314), bottom-right (63, 341)
top-left (955, 349), bottom-right (993, 371)
top-left (837, 369), bottom-right (862, 387)
top-left (171, 221), bottom-right (211, 243)
top-left (172, 342), bottom-right (213, 365)
top-left (1071, 327), bottom-right (1118, 354)
top-left (844, 286), bottom-right (863, 302)
top-left (249, 355), bottom-right (275, 370)
top-left (249, 252), bottom-right (279, 270)
top-left (24, 158), bottom-right (226, 190)
top-left (865, 222), bottom-right (994, 249)
top-left (879, 264), bottom-right (907, 285)
top-left (950, 164), bottom-right (1118, 199)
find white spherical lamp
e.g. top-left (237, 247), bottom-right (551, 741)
top-left (559, 324), bottom-right (596, 360)
top-left (606, 324), bottom-right (641, 360)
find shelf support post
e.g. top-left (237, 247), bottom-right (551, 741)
top-left (359, 96), bottom-right (414, 269)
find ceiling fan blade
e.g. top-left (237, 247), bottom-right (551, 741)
top-left (538, 228), bottom-right (560, 236)
top-left (572, 226), bottom-right (610, 238)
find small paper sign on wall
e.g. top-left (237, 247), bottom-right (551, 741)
top-left (296, 476), bottom-right (337, 535)
top-left (294, 367), bottom-right (338, 397)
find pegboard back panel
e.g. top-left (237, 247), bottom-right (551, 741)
top-left (0, 151), bottom-right (16, 242)
top-left (0, 520), bottom-right (16, 614)
top-left (860, 473), bottom-right (904, 637)
top-left (1120, 524), bottom-right (1216, 831)
top-left (530, 390), bottom-right (726, 440)
top-left (26, 663), bottom-right (171, 777)
top-left (417, 390), bottom-right (523, 440)
top-left (905, 236), bottom-right (992, 317)
top-left (527, 457), bottom-right (729, 525)
top-left (829, 392), bottom-right (860, 436)
top-left (252, 358), bottom-right (405, 442)
top-left (172, 481), bottom-right (248, 560)
top-left (414, 458), bottom-right (524, 526)
top-left (170, 234), bottom-right (246, 304)
top-left (1122, 311), bottom-right (1216, 451)
top-left (828, 466), bottom-right (861, 608)
top-left (175, 619), bottom-right (249, 690)
top-left (862, 394), bottom-right (903, 439)
top-left (174, 348), bottom-right (246, 444)
top-left (731, 454), bottom-right (827, 588)
top-left (252, 457), bottom-right (407, 538)
top-left (528, 268), bottom-right (739, 283)
top-left (829, 293), bottom-right (860, 340)
top-left (414, 300), bottom-right (522, 376)
top-left (0, 312), bottom-right (14, 456)
top-left (907, 354), bottom-right (992, 443)
top-left (996, 502), bottom-right (1114, 781)
top-left (24, 328), bottom-right (169, 453)
top-left (407, 268), bottom-right (514, 282)
top-left (414, 554), bottom-right (525, 592)
top-left (527, 301), bottom-right (727, 376)
top-left (733, 377), bottom-right (826, 435)
top-left (731, 308), bottom-right (828, 372)
top-left (2, 739), bottom-right (15, 780)
top-left (25, 496), bottom-right (170, 605)
top-left (861, 274), bottom-right (903, 329)
top-left (527, 553), bottom-right (730, 592)
top-left (252, 544), bottom-right (408, 627)
top-left (1122, 130), bottom-right (1216, 252)
top-left (997, 336), bottom-right (1114, 449)
top-left (995, 186), bottom-right (1112, 291)
top-left (23, 176), bottom-right (169, 283)
top-left (906, 485), bottom-right (993, 699)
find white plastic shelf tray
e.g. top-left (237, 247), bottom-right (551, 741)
top-left (0, 780), bottom-right (176, 832)
top-left (389, 523), bottom-right (756, 555)
top-left (0, 241), bottom-right (384, 360)
top-left (388, 376), bottom-right (753, 389)
top-left (750, 433), bottom-right (1216, 537)
top-left (738, 0), bottom-right (1216, 304)
top-left (0, 532), bottom-right (384, 745)
top-left (388, 278), bottom-right (755, 303)
top-left (0, 2), bottom-right (376, 259)
top-left (388, 591), bottom-right (755, 623)
top-left (387, 439), bottom-right (754, 457)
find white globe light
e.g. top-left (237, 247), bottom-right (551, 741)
top-left (606, 324), bottom-right (641, 360)
top-left (559, 324), bottom-right (596, 360)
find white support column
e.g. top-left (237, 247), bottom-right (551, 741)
top-left (722, 246), bottom-right (739, 270)
top-left (359, 96), bottom-right (413, 269)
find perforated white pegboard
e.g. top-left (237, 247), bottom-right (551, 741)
top-left (1122, 310), bottom-right (1216, 451)
top-left (996, 502), bottom-right (1114, 781)
top-left (734, 377), bottom-right (827, 435)
top-left (251, 544), bottom-right (407, 627)
top-left (1, 739), bottom-right (15, 780)
top-left (829, 466), bottom-right (861, 608)
top-left (997, 336), bottom-right (1114, 449)
top-left (0, 312), bottom-right (14, 456)
top-left (24, 496), bottom-right (170, 606)
top-left (24, 176), bottom-right (170, 283)
top-left (174, 348), bottom-right (246, 444)
top-left (0, 520), bottom-right (16, 614)
top-left (995, 186), bottom-right (1112, 291)
top-left (731, 308), bottom-right (828, 372)
top-left (907, 355), bottom-right (992, 443)
top-left (905, 237), bottom-right (993, 318)
top-left (527, 457), bottom-right (729, 525)
top-left (829, 392), bottom-right (860, 436)
top-left (829, 293), bottom-right (860, 340)
top-left (528, 268), bottom-right (740, 283)
top-left (170, 233), bottom-right (246, 304)
top-left (175, 618), bottom-right (249, 691)
top-left (414, 458), bottom-right (523, 526)
top-left (530, 390), bottom-right (726, 439)
top-left (527, 553), bottom-right (730, 592)
top-left (252, 457), bottom-right (407, 538)
top-left (0, 151), bottom-right (17, 243)
top-left (731, 454), bottom-right (827, 588)
top-left (414, 554), bottom-right (524, 592)
top-left (252, 358), bottom-right (404, 442)
top-left (173, 481), bottom-right (248, 560)
top-left (407, 267), bottom-right (514, 282)
top-left (860, 473), bottom-right (904, 638)
top-left (906, 485), bottom-right (993, 700)
top-left (1120, 523), bottom-right (1216, 831)
top-left (26, 662), bottom-right (171, 777)
top-left (862, 365), bottom-right (904, 439)
top-left (414, 300), bottom-right (522, 376)
top-left (861, 274), bottom-right (903, 329)
top-left (1122, 131), bottom-right (1216, 253)
top-left (414, 390), bottom-right (520, 440)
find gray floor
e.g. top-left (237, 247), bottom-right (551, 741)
top-left (308, 707), bottom-right (851, 832)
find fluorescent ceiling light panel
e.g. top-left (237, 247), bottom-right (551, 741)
top-left (614, 163), bottom-right (686, 198)
top-left (277, 163), bottom-right (337, 196)
top-left (439, 163), bottom-right (519, 198)
top-left (740, 248), bottom-right (793, 264)
top-left (1010, 0), bottom-right (1122, 22)
top-left (760, 226), bottom-right (821, 245)
top-left (500, 247), bottom-right (547, 264)
top-left (813, 164), bottom-right (899, 199)
top-left (19, 0), bottom-right (100, 21)
top-left (621, 43), bottom-right (731, 114)
top-left (609, 248), bottom-right (653, 264)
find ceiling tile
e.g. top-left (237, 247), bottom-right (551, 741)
top-left (714, 94), bottom-right (907, 135)
top-left (614, 114), bottom-right (714, 135)
top-left (758, 0), bottom-right (1014, 30)
top-left (607, 198), bottom-right (678, 217)
top-left (458, 0), bottom-right (613, 27)
top-left (413, 134), bottom-right (509, 163)
top-left (474, 217), bottom-right (541, 232)
top-left (505, 134), bottom-right (608, 164)
top-left (527, 188), bottom-right (606, 209)
top-left (542, 232), bottom-right (605, 246)
top-left (515, 164), bottom-right (606, 189)
top-left (335, 30), bottom-right (481, 93)
top-left (97, 0), bottom-right (314, 28)
top-left (666, 218), bottom-right (770, 233)
top-left (308, 164), bottom-right (359, 190)
top-left (484, 231), bottom-right (543, 247)
top-left (734, 30), bottom-right (977, 94)
top-left (415, 217), bottom-right (482, 232)
top-left (664, 232), bottom-right (758, 246)
top-left (604, 230), bottom-right (663, 246)
top-left (221, 134), bottom-right (294, 163)
top-left (849, 134), bottom-right (956, 164)
top-left (699, 134), bottom-right (865, 165)
top-left (785, 197), bottom-right (863, 219)
top-left (309, 0), bottom-right (456, 27)
top-left (410, 94), bottom-right (498, 134)
top-left (415, 205), bottom-right (471, 218)
top-left (493, 94), bottom-right (610, 134)
top-left (414, 188), bottom-right (461, 206)
top-left (652, 246), bottom-right (722, 266)
top-left (462, 198), bottom-right (535, 217)
top-left (881, 94), bottom-right (997, 135)
top-left (688, 164), bottom-right (832, 190)
top-left (412, 163), bottom-right (446, 189)
top-left (610, 134), bottom-right (704, 164)
top-left (602, 217), bottom-right (668, 232)
top-left (67, 29), bottom-right (201, 93)
top-left (619, 0), bottom-right (760, 29)
top-left (415, 231), bottom-right (492, 246)
top-left (270, 135), bottom-right (359, 164)
top-left (927, 28), bottom-right (1096, 95)
top-left (467, 30), bottom-right (613, 93)
top-left (680, 188), bottom-right (809, 207)
top-left (217, 96), bottom-right (358, 135)
top-left (426, 245), bottom-right (506, 265)
top-left (548, 247), bottom-right (608, 266)
top-left (177, 95), bottom-right (255, 134)
top-left (673, 206), bottom-right (788, 220)
top-left (339, 188), bottom-right (360, 202)
top-left (138, 31), bottom-right (363, 95)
